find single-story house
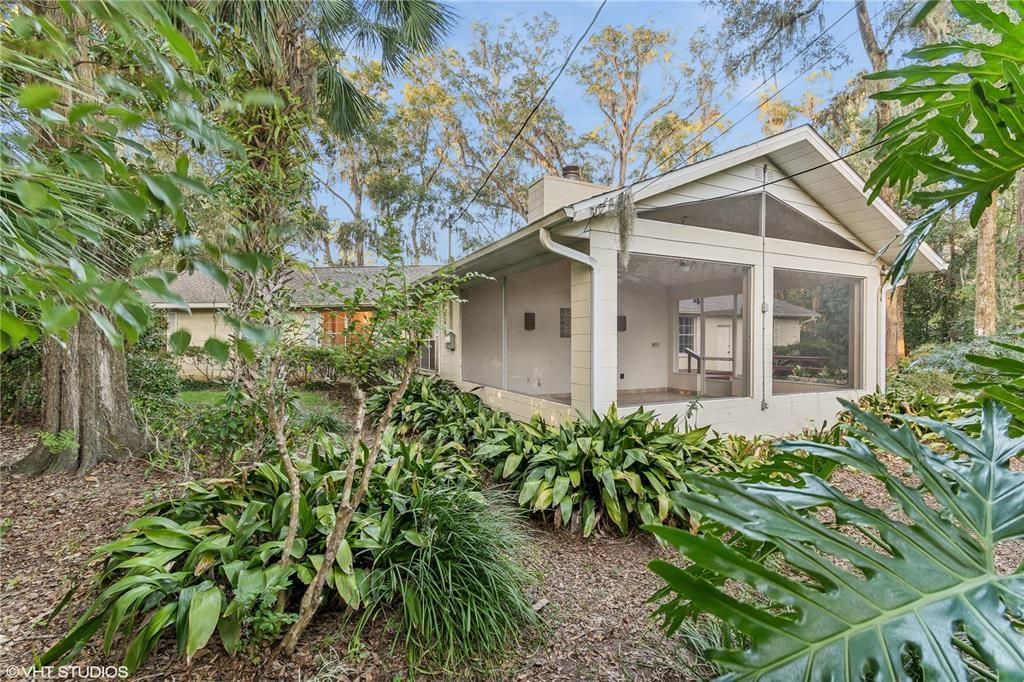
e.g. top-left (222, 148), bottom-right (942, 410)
top-left (149, 265), bottom-right (437, 377)
top-left (428, 126), bottom-right (945, 436)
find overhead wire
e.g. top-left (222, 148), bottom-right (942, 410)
top-left (441, 0), bottom-right (608, 259)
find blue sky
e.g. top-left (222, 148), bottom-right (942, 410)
top-left (312, 0), bottom-right (892, 264)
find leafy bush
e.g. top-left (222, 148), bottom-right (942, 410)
top-left (646, 399), bottom-right (1024, 679)
top-left (134, 392), bottom-right (264, 473)
top-left (126, 350), bottom-right (181, 400)
top-left (38, 430), bottom-right (534, 672)
top-left (354, 486), bottom-right (536, 667)
top-left (901, 333), bottom-right (1024, 384)
top-left (1, 342), bottom-right (41, 423)
top-left (125, 313), bottom-right (182, 400)
top-left (477, 406), bottom-right (741, 537)
top-left (384, 377), bottom-right (840, 537)
top-left (373, 375), bottom-right (510, 452)
top-left (844, 387), bottom-right (975, 442)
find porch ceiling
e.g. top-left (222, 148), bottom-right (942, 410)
top-left (449, 222), bottom-right (587, 279)
top-left (568, 126), bottom-right (946, 274)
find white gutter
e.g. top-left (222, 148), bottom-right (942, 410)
top-left (539, 227), bottom-right (600, 411)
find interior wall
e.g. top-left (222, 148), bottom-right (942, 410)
top-left (617, 277), bottom-right (670, 391)
top-left (505, 260), bottom-right (571, 397)
top-left (460, 278), bottom-right (503, 388)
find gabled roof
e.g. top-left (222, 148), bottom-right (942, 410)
top-left (147, 265), bottom-right (438, 309)
top-left (568, 125), bottom-right (945, 273)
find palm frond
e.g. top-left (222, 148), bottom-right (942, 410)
top-left (317, 62), bottom-right (383, 137)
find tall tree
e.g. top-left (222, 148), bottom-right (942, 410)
top-left (571, 24), bottom-right (723, 185)
top-left (4, 1), bottom-right (236, 474)
top-left (975, 197), bottom-right (999, 336)
top-left (201, 0), bottom-right (453, 655)
top-left (705, 0), bottom-right (947, 369)
top-left (422, 15), bottom-right (588, 226)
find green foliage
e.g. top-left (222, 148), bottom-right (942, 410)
top-left (354, 486), bottom-right (537, 667)
top-left (900, 333), bottom-right (1024, 384)
top-left (647, 399), bottom-right (1024, 680)
top-left (39, 429), bottom-right (532, 672)
top-left (481, 405), bottom-right (733, 537)
top-left (865, 0), bottom-right (1024, 281)
top-left (133, 393), bottom-right (265, 473)
top-left (40, 430), bottom-right (77, 455)
top-left (845, 388), bottom-right (975, 440)
top-left (962, 343), bottom-right (1024, 435)
top-left (0, 342), bottom-right (41, 421)
top-left (1, 1), bottom-right (239, 350)
top-left (387, 377), bottom-right (773, 537)
top-left (126, 317), bottom-right (181, 400)
top-left (379, 376), bottom-right (510, 452)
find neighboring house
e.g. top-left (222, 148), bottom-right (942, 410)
top-left (429, 126), bottom-right (946, 436)
top-left (148, 265), bottom-right (436, 377)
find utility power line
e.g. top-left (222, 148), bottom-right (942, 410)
top-left (636, 3), bottom-right (859, 185)
top-left (443, 0), bottom-right (608, 260)
top-left (632, 0), bottom-right (900, 199)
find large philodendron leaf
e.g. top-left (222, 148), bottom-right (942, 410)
top-left (646, 400), bottom-right (1024, 681)
top-left (862, 0), bottom-right (1024, 283)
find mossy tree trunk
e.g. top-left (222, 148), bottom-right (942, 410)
top-left (13, 316), bottom-right (149, 475)
top-left (974, 196), bottom-right (998, 337)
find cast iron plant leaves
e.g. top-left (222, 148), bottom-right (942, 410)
top-left (646, 399), bottom-right (1024, 680)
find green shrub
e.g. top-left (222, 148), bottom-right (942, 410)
top-left (133, 392), bottom-right (265, 473)
top-left (901, 333), bottom-right (1024, 383)
top-left (1, 342), bottom-right (41, 422)
top-left (384, 377), bottom-right (840, 537)
top-left (125, 313), bottom-right (181, 400)
top-left (354, 486), bottom-right (537, 667)
top-left (126, 349), bottom-right (181, 400)
top-left (844, 387), bottom-right (974, 442)
top-left (38, 429), bottom-right (532, 672)
top-left (477, 405), bottom-right (740, 537)
top-left (373, 375), bottom-right (510, 453)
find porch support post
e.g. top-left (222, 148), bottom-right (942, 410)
top-left (540, 223), bottom-right (617, 415)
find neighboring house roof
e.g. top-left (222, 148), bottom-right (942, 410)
top-left (448, 125), bottom-right (946, 276)
top-left (678, 295), bottom-right (817, 319)
top-left (147, 265), bottom-right (438, 309)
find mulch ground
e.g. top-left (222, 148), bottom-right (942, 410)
top-left (0, 426), bottom-right (683, 682)
top-left (2, 425), bottom-right (1021, 681)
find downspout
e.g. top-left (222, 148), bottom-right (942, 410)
top-left (539, 227), bottom-right (600, 411)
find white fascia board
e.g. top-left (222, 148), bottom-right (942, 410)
top-left (444, 210), bottom-right (573, 274)
top-left (567, 125), bottom-right (947, 273)
top-left (797, 130), bottom-right (947, 273)
top-left (567, 128), bottom-right (816, 222)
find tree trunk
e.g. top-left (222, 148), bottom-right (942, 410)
top-left (884, 284), bottom-right (905, 371)
top-left (974, 195), bottom-right (998, 337)
top-left (13, 316), bottom-right (149, 475)
top-left (856, 0), bottom-right (907, 368)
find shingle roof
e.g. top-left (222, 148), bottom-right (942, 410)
top-left (678, 295), bottom-right (817, 319)
top-left (146, 265), bottom-right (439, 309)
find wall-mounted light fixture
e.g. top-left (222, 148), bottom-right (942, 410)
top-left (617, 315), bottom-right (627, 332)
top-left (524, 312), bottom-right (535, 331)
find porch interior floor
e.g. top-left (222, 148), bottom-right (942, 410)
top-left (617, 388), bottom-right (698, 407)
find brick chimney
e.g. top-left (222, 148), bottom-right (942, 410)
top-left (526, 165), bottom-right (608, 223)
